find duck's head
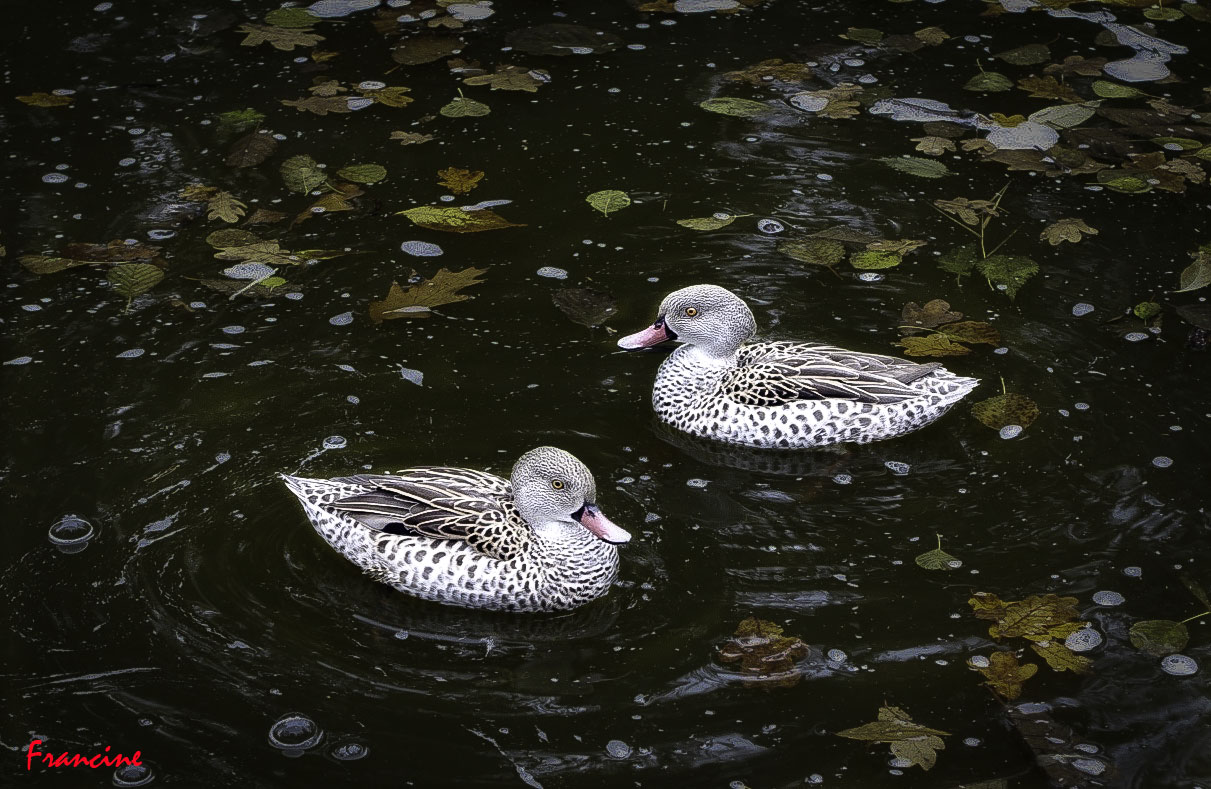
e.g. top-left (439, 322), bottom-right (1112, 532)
top-left (511, 447), bottom-right (631, 544)
top-left (617, 284), bottom-right (756, 358)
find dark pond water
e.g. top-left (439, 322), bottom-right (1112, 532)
top-left (4, 0), bottom-right (1211, 787)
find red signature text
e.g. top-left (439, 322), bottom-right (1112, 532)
top-left (26, 740), bottom-right (143, 771)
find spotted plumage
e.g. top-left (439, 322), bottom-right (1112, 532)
top-left (619, 285), bottom-right (979, 449)
top-left (280, 447), bottom-right (630, 612)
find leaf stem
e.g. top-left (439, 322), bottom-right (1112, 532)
top-left (1178, 610), bottom-right (1210, 625)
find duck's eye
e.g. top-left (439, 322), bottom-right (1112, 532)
top-left (551, 479), bottom-right (564, 490)
top-left (685, 307), bottom-right (698, 317)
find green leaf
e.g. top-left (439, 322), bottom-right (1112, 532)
top-left (971, 393), bottom-right (1039, 430)
top-left (1040, 217), bottom-right (1098, 245)
top-left (938, 244), bottom-right (979, 278)
top-left (915, 545), bottom-right (960, 570)
top-left (1028, 102), bottom-right (1099, 130)
top-left (778, 238), bottom-right (846, 267)
top-left (237, 23), bottom-right (323, 51)
top-left (280, 154), bottom-right (327, 194)
top-left (995, 43), bottom-right (1050, 65)
top-left (207, 191), bottom-right (247, 223)
top-left (842, 27), bottom-right (884, 45)
top-left (1101, 175), bottom-right (1152, 194)
top-left (878, 156), bottom-right (952, 178)
top-left (585, 190), bottom-right (631, 217)
top-left (850, 250), bottom-right (902, 269)
top-left (17, 92), bottom-right (74, 107)
top-left (337, 164), bottom-right (388, 184)
top-left (264, 7), bottom-right (318, 27)
top-left (1151, 137), bottom-right (1203, 151)
top-left (963, 72), bottom-right (1013, 92)
top-left (677, 215), bottom-right (737, 230)
top-left (975, 254), bottom-right (1038, 299)
top-left (1091, 79), bottom-right (1144, 99)
top-left (898, 335), bottom-right (971, 357)
top-left (439, 95), bottom-right (490, 117)
top-left (1128, 620), bottom-right (1189, 656)
top-left (973, 652), bottom-right (1038, 700)
top-left (107, 263), bottom-right (164, 306)
top-left (1176, 254), bottom-right (1211, 293)
top-left (699, 97), bottom-right (770, 117)
top-left (216, 108), bottom-right (265, 139)
top-left (1143, 6), bottom-right (1184, 20)
top-left (969, 593), bottom-right (1080, 639)
top-left (397, 205), bottom-right (525, 233)
top-left (938, 321), bottom-right (1001, 344)
top-left (18, 255), bottom-right (104, 274)
top-left (837, 706), bottom-right (948, 771)
top-left (1133, 301), bottom-right (1161, 320)
top-left (206, 229), bottom-right (260, 248)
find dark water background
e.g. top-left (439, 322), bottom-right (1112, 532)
top-left (3, 0), bottom-right (1210, 787)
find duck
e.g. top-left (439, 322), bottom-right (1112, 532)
top-left (617, 284), bottom-right (979, 449)
top-left (280, 447), bottom-right (631, 612)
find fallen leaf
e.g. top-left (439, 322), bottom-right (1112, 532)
top-left (1017, 75), bottom-right (1083, 103)
top-left (1092, 79), bottom-right (1144, 99)
top-left (364, 86), bottom-right (414, 108)
top-left (392, 35), bottom-right (463, 65)
top-left (226, 130), bottom-right (278, 167)
top-left (837, 705), bottom-right (948, 772)
top-left (878, 156), bottom-right (952, 178)
top-left (18, 92), bottom-right (73, 107)
top-left (850, 251), bottom-right (902, 269)
top-left (237, 23), bottom-right (323, 50)
top-left (585, 190), bottom-right (631, 217)
top-left (964, 72), bottom-right (1013, 92)
top-left (440, 94), bottom-right (490, 117)
top-left (108, 263), bottom-right (165, 308)
top-left (552, 288), bottom-right (617, 328)
top-left (976, 254), bottom-right (1038, 298)
top-left (505, 23), bottom-right (622, 56)
top-left (207, 191), bottom-right (247, 223)
top-left (397, 205), bottom-right (524, 232)
top-left (902, 299), bottom-right (963, 331)
top-left (1128, 620), bottom-right (1189, 656)
top-left (995, 43), bottom-right (1050, 65)
top-left (778, 239), bottom-right (846, 267)
top-left (214, 241), bottom-right (302, 267)
top-left (215, 108), bottom-right (265, 140)
top-left (935, 198), bottom-right (1000, 226)
top-left (281, 95), bottom-right (352, 115)
top-left (18, 255), bottom-right (107, 274)
top-left (915, 536), bottom-right (960, 570)
top-left (1030, 641), bottom-right (1093, 673)
top-left (723, 58), bottom-right (812, 86)
top-left (715, 617), bottom-right (808, 686)
top-left (974, 652), bottom-right (1038, 700)
top-left (463, 65), bottom-right (546, 92)
top-left (841, 27), bottom-right (884, 45)
top-left (867, 239), bottom-right (926, 255)
top-left (391, 130), bottom-right (436, 145)
top-left (280, 154), bottom-right (328, 194)
top-left (897, 335), bottom-right (971, 357)
top-left (1176, 244), bottom-right (1211, 293)
top-left (970, 393), bottom-right (1039, 430)
top-left (913, 136), bottom-right (957, 156)
top-left (914, 26), bottom-right (949, 45)
top-left (369, 266), bottom-right (488, 322)
top-left (264, 7), bottom-right (318, 27)
top-left (677, 215), bottom-right (738, 231)
top-left (243, 208), bottom-right (288, 225)
top-left (970, 593), bottom-right (1079, 639)
top-left (436, 167), bottom-right (484, 194)
top-left (699, 97), bottom-right (770, 117)
top-left (180, 184), bottom-right (219, 202)
top-left (938, 321), bottom-right (1001, 345)
top-left (1041, 217), bottom-right (1098, 245)
top-left (338, 163), bottom-right (388, 184)
top-left (1133, 301), bottom-right (1162, 321)
top-left (1044, 55), bottom-right (1107, 77)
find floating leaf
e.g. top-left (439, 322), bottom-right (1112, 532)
top-left (677, 215), bottom-right (738, 231)
top-left (974, 652), bottom-right (1038, 700)
top-left (392, 36), bottom-right (463, 65)
top-left (552, 288), bottom-right (617, 328)
top-left (915, 536), bottom-right (960, 570)
top-left (206, 228), bottom-right (260, 249)
top-left (902, 299), bottom-right (962, 331)
top-left (1017, 75), bottom-right (1082, 103)
top-left (436, 167), bottom-right (484, 194)
top-left (837, 706), bottom-right (948, 772)
top-left (369, 266), bottom-right (488, 322)
top-left (1176, 246), bottom-right (1211, 293)
top-left (1030, 641), bottom-right (1093, 674)
top-left (878, 156), bottom-right (952, 178)
top-left (715, 617), bottom-right (809, 686)
top-left (214, 241), bottom-right (302, 267)
top-left (364, 86), bottom-right (414, 108)
top-left (1041, 218), bottom-right (1098, 246)
top-left (939, 321), bottom-right (1001, 345)
top-left (995, 43), bottom-right (1050, 65)
top-left (849, 251), bottom-right (901, 270)
top-left (1091, 79), bottom-right (1144, 99)
top-left (778, 238), bottom-right (846, 267)
top-left (964, 72), bottom-right (1013, 92)
top-left (397, 205), bottom-right (524, 232)
top-left (1133, 301), bottom-right (1161, 320)
top-left (108, 263), bottom-right (165, 307)
top-left (723, 58), bottom-right (813, 86)
top-left (18, 255), bottom-right (105, 274)
top-left (914, 26), bottom-right (949, 46)
top-left (439, 94), bottom-right (490, 117)
top-left (912, 136), bottom-right (956, 156)
top-left (18, 91), bottom-right (74, 107)
top-left (337, 163), bottom-right (388, 184)
top-left (585, 190), bottom-right (631, 217)
top-left (1029, 102), bottom-right (1098, 130)
top-left (207, 191), bottom-right (247, 223)
top-left (841, 27), bottom-right (884, 45)
top-left (970, 593), bottom-right (1079, 640)
top-left (1044, 56), bottom-right (1107, 77)
top-left (215, 108), bottom-right (265, 139)
top-left (868, 238), bottom-right (926, 256)
top-left (1143, 6), bottom-right (1183, 20)
top-left (237, 23), bottom-right (323, 50)
top-left (226, 131), bottom-right (278, 167)
top-left (280, 154), bottom-right (327, 193)
top-left (935, 198), bottom-right (999, 226)
top-left (1128, 620), bottom-right (1189, 656)
top-left (265, 7), bottom-right (318, 27)
top-left (898, 335), bottom-right (971, 357)
top-left (699, 97), bottom-right (770, 117)
top-left (971, 393), bottom-right (1039, 430)
top-left (281, 95), bottom-right (352, 115)
top-left (976, 254), bottom-right (1038, 298)
top-left (391, 131), bottom-right (436, 145)
top-left (463, 65), bottom-right (546, 92)
top-left (1101, 175), bottom-right (1151, 194)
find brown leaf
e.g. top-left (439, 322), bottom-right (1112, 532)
top-left (391, 131), bottom-right (436, 145)
top-left (392, 35), bottom-right (464, 65)
top-left (939, 321), bottom-right (1000, 345)
top-left (1043, 55), bottom-right (1107, 77)
top-left (369, 267), bottom-right (488, 322)
top-left (243, 208), bottom-right (288, 226)
top-left (436, 167), bottom-right (485, 195)
top-left (913, 136), bottom-right (957, 156)
top-left (226, 131), bottom-right (278, 168)
top-left (281, 95), bottom-right (352, 115)
top-left (1017, 75), bottom-right (1083, 103)
top-left (17, 91), bottom-right (74, 107)
top-left (897, 335), bottom-right (971, 357)
top-left (975, 651), bottom-right (1038, 700)
top-left (463, 65), bottom-right (546, 92)
top-left (902, 299), bottom-right (963, 331)
top-left (1040, 217), bottom-right (1098, 245)
top-left (971, 392), bottom-right (1040, 430)
top-left (207, 191), bottom-right (247, 223)
top-left (1030, 641), bottom-right (1093, 674)
top-left (237, 23), bottom-right (323, 51)
top-left (722, 58), bottom-right (813, 86)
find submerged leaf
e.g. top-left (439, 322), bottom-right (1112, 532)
top-left (976, 254), bottom-right (1038, 299)
top-left (369, 266), bottom-right (488, 322)
top-left (551, 288), bottom-right (617, 328)
top-left (18, 91), bottom-right (74, 107)
top-left (723, 58), bottom-right (813, 86)
top-left (902, 299), bottom-right (963, 331)
top-left (397, 205), bottom-right (523, 232)
top-left (974, 652), bottom-right (1038, 700)
top-left (226, 131), bottom-right (278, 167)
top-left (964, 72), bottom-right (1013, 92)
top-left (778, 239), bottom-right (846, 267)
top-left (392, 35), bottom-right (463, 65)
top-left (897, 335), bottom-right (971, 357)
top-left (585, 190), bottom-right (631, 217)
top-left (971, 393), bottom-right (1039, 430)
top-left (238, 23), bottom-right (323, 50)
top-left (436, 167), bottom-right (484, 194)
top-left (699, 97), bottom-right (771, 117)
top-left (1017, 75), bottom-right (1082, 103)
top-left (1128, 620), bottom-right (1189, 656)
top-left (207, 191), bottom-right (247, 223)
top-left (108, 263), bottom-right (164, 306)
top-left (337, 164), bottom-right (388, 184)
top-left (939, 321), bottom-right (1001, 344)
top-left (715, 617), bottom-right (809, 686)
top-left (995, 43), bottom-right (1050, 65)
top-left (850, 250), bottom-right (902, 270)
top-left (1176, 246), bottom-right (1211, 293)
top-left (1041, 218), bottom-right (1098, 246)
top-left (18, 254), bottom-right (106, 274)
top-left (391, 131), bottom-right (436, 145)
top-left (280, 154), bottom-right (327, 193)
top-left (878, 156), bottom-right (952, 178)
top-left (281, 95), bottom-right (352, 115)
top-left (677, 215), bottom-right (738, 231)
top-left (264, 7), bottom-right (318, 27)
top-left (463, 65), bottom-right (546, 92)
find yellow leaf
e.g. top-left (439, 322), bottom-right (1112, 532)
top-left (18, 92), bottom-right (73, 107)
top-left (207, 191), bottom-right (247, 224)
top-left (436, 167), bottom-right (485, 195)
top-left (1040, 217), bottom-right (1098, 245)
top-left (1030, 641), bottom-right (1093, 674)
top-left (397, 205), bottom-right (524, 233)
top-left (463, 65), bottom-right (546, 92)
top-left (237, 23), bottom-right (324, 51)
top-left (974, 651), bottom-right (1038, 700)
top-left (369, 267), bottom-right (488, 322)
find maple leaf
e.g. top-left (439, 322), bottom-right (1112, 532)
top-left (369, 267), bottom-right (488, 322)
top-left (974, 652), bottom-right (1038, 699)
top-left (901, 299), bottom-right (963, 331)
top-left (180, 184), bottom-right (219, 202)
top-left (281, 96), bottom-right (352, 115)
top-left (1017, 75), bottom-right (1083, 103)
top-left (722, 58), bottom-right (813, 86)
top-left (391, 131), bottom-right (436, 146)
top-left (1040, 217), bottom-right (1098, 246)
top-left (912, 136), bottom-right (956, 156)
top-left (1043, 55), bottom-right (1107, 76)
top-left (207, 191), bottom-right (247, 224)
top-left (436, 167), bottom-right (485, 195)
top-left (237, 23), bottom-right (324, 51)
top-left (397, 205), bottom-right (524, 233)
top-left (463, 65), bottom-right (546, 92)
top-left (837, 706), bottom-right (949, 771)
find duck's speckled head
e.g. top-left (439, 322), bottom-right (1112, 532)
top-left (511, 447), bottom-right (630, 544)
top-left (618, 284), bottom-right (756, 357)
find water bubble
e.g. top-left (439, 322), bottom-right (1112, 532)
top-left (1072, 759), bottom-right (1106, 776)
top-left (346, 97), bottom-right (374, 111)
top-left (147, 229), bottom-right (176, 240)
top-left (95, 1), bottom-right (113, 10)
top-left (1160, 654), bottom-right (1198, 676)
top-left (1074, 402), bottom-right (1090, 411)
top-left (5, 356), bottom-right (33, 366)
top-left (757, 218), bottom-right (784, 234)
top-left (346, 395), bottom-right (360, 404)
top-left (189, 301), bottom-right (207, 309)
top-left (964, 737), bottom-right (981, 747)
top-left (112, 762), bottom-right (155, 787)
top-left (399, 367), bottom-right (424, 386)
top-left (48, 515), bottom-right (95, 552)
top-left (1074, 743), bottom-right (1098, 754)
top-left (221, 325), bottom-right (245, 335)
top-left (400, 240), bottom-right (443, 257)
top-left (322, 436), bottom-right (347, 450)
top-left (329, 312), bottom-right (354, 326)
top-left (268, 714), bottom-right (324, 750)
top-left (116, 348), bottom-right (145, 359)
top-left (42, 173), bottom-right (69, 183)
top-left (605, 740), bottom-right (632, 759)
top-left (1124, 332), bottom-right (1148, 342)
top-left (1091, 590), bottom-right (1124, 606)
top-left (884, 461), bottom-right (910, 476)
top-left (789, 94), bottom-right (829, 113)
top-left (215, 452), bottom-right (231, 464)
top-left (889, 757), bottom-right (913, 768)
top-left (1123, 566), bottom-right (1142, 578)
top-left (999, 424), bottom-right (1022, 440)
top-left (536, 266), bottom-right (568, 279)
top-left (858, 272), bottom-right (884, 282)
top-left (807, 776), bottom-right (823, 786)
top-left (827, 649), bottom-right (847, 663)
top-left (358, 80), bottom-right (386, 91)
top-left (1151, 456), bottom-right (1173, 468)
top-left (993, 346), bottom-right (1009, 355)
top-left (686, 478), bottom-right (708, 488)
top-left (969, 655), bottom-right (990, 668)
top-left (330, 741), bottom-right (369, 761)
top-left (285, 292), bottom-right (304, 301)
top-left (1071, 303), bottom-right (1094, 317)
top-left (832, 474), bottom-right (852, 485)
top-left (1065, 628), bottom-right (1103, 652)
top-left (223, 263), bottom-right (274, 280)
top-left (119, 157), bottom-right (137, 167)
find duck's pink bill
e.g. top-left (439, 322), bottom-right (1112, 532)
top-left (617, 322), bottom-right (672, 350)
top-left (577, 506), bottom-right (631, 544)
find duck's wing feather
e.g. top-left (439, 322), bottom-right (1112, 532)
top-left (324, 467), bottom-right (521, 561)
top-left (725, 343), bottom-right (941, 406)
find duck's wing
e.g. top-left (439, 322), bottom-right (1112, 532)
top-left (724, 343), bottom-right (942, 406)
top-left (324, 467), bottom-right (522, 561)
